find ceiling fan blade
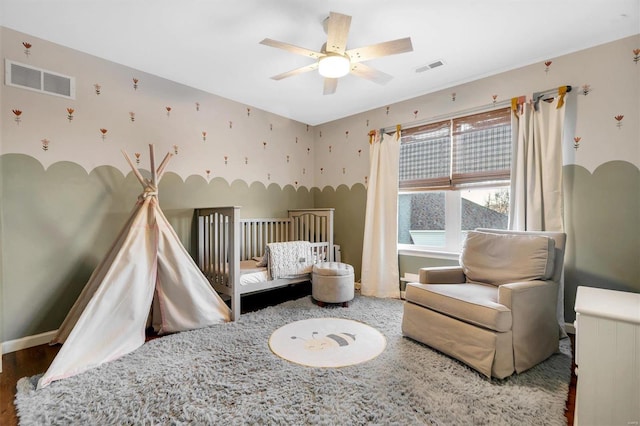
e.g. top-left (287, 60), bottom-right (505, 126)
top-left (325, 12), bottom-right (351, 55)
top-left (350, 63), bottom-right (393, 85)
top-left (271, 62), bottom-right (319, 81)
top-left (346, 37), bottom-right (413, 63)
top-left (260, 38), bottom-right (323, 59)
top-left (323, 78), bottom-right (338, 95)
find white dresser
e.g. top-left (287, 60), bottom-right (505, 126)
top-left (574, 286), bottom-right (640, 426)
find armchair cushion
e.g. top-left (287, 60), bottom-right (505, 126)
top-left (406, 282), bottom-right (512, 332)
top-left (460, 231), bottom-right (555, 286)
top-left (418, 266), bottom-right (465, 284)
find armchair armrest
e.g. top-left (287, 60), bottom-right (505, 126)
top-left (419, 266), bottom-right (465, 284)
top-left (498, 280), bottom-right (559, 373)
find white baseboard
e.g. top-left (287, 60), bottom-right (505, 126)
top-left (2, 330), bottom-right (57, 355)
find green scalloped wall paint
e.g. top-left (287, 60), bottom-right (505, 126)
top-left (0, 154), bottom-right (319, 340)
top-left (1, 155), bottom-right (636, 340)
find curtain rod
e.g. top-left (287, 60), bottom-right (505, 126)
top-left (380, 99), bottom-right (512, 134)
top-left (380, 85), bottom-right (572, 134)
top-left (533, 85), bottom-right (572, 101)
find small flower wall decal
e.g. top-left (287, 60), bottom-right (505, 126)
top-left (306, 124), bottom-right (310, 132)
top-left (573, 137), bottom-right (581, 150)
top-left (224, 156), bottom-right (228, 165)
top-left (413, 110), bottom-right (419, 118)
top-left (633, 49), bottom-right (640, 64)
top-left (366, 119), bottom-right (370, 126)
top-left (165, 106), bottom-right (171, 117)
top-left (41, 138), bottom-right (50, 151)
top-left (202, 131), bottom-right (207, 142)
top-left (133, 78), bottom-right (139, 90)
top-left (173, 145), bottom-right (179, 154)
top-left (615, 115), bottom-right (624, 128)
top-left (245, 157), bottom-right (248, 165)
top-left (206, 169), bottom-right (211, 179)
top-left (342, 167), bottom-right (346, 174)
top-left (94, 83), bottom-right (101, 95)
top-left (195, 102), bottom-right (200, 111)
top-left (581, 84), bottom-right (591, 96)
top-left (294, 180), bottom-right (298, 188)
top-left (99, 128), bottom-right (108, 141)
top-left (320, 168), bottom-right (324, 174)
top-left (451, 92), bottom-right (457, 101)
top-left (23, 42), bottom-right (32, 56)
top-left (386, 106), bottom-right (390, 115)
top-left (319, 131), bottom-right (322, 138)
top-left (135, 153), bottom-right (141, 164)
top-left (267, 173), bottom-right (271, 180)
top-left (544, 61), bottom-right (552, 73)
top-left (307, 148), bottom-right (311, 155)
top-left (329, 145), bottom-right (332, 153)
top-left (286, 155), bottom-right (290, 163)
top-left (492, 94), bottom-right (498, 103)
top-left (129, 112), bottom-right (135, 122)
top-left (345, 130), bottom-right (349, 139)
top-left (358, 149), bottom-right (362, 156)
top-left (247, 108), bottom-right (251, 117)
top-left (303, 168), bottom-right (306, 175)
top-left (270, 123), bottom-right (273, 131)
top-left (12, 109), bottom-right (22, 124)
top-left (295, 136), bottom-right (298, 144)
top-left (263, 141), bottom-right (267, 149)
top-left (66, 108), bottom-right (74, 122)
top-left (229, 121), bottom-right (233, 129)
top-left (364, 176), bottom-right (368, 185)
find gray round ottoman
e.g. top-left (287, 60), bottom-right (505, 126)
top-left (312, 262), bottom-right (355, 307)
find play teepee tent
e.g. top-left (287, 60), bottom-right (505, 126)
top-left (38, 145), bottom-right (231, 389)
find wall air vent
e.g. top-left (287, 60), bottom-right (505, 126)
top-left (5, 59), bottom-right (76, 99)
top-left (415, 60), bottom-right (445, 73)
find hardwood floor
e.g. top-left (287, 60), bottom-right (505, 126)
top-left (1, 287), bottom-right (577, 425)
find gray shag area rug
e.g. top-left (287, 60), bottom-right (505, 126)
top-left (16, 295), bottom-right (571, 425)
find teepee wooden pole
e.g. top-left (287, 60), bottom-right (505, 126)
top-left (156, 152), bottom-right (173, 181)
top-left (149, 144), bottom-right (157, 186)
top-left (122, 150), bottom-right (146, 186)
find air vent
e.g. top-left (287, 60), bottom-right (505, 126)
top-left (5, 60), bottom-right (75, 99)
top-left (415, 60), bottom-right (445, 73)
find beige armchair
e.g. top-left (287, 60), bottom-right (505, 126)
top-left (402, 228), bottom-right (566, 379)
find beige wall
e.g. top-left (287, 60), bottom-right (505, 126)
top-left (0, 27), bottom-right (317, 342)
top-left (316, 34), bottom-right (640, 323)
top-left (1, 26), bottom-right (638, 343)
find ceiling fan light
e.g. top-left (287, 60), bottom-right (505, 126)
top-left (318, 54), bottom-right (350, 78)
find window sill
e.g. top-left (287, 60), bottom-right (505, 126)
top-left (398, 246), bottom-right (460, 261)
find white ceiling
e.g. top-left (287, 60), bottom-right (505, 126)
top-left (1, 0), bottom-right (638, 125)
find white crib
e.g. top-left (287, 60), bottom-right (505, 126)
top-left (193, 207), bottom-right (334, 320)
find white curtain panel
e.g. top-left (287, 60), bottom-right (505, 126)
top-left (509, 97), bottom-right (566, 332)
top-left (361, 130), bottom-right (400, 298)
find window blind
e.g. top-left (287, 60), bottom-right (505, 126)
top-left (399, 107), bottom-right (511, 190)
top-left (451, 108), bottom-right (511, 185)
top-left (399, 120), bottom-right (451, 189)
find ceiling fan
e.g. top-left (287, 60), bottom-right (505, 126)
top-left (260, 11), bottom-right (413, 95)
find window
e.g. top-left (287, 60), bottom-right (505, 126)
top-left (398, 107), bottom-right (511, 253)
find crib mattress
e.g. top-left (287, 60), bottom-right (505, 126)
top-left (239, 259), bottom-right (269, 285)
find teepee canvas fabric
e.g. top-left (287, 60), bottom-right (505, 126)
top-left (38, 146), bottom-right (231, 389)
